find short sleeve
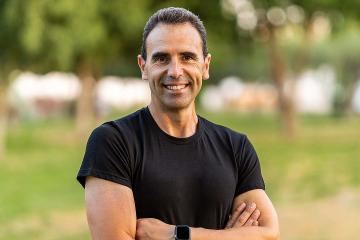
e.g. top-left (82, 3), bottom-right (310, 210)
top-left (76, 123), bottom-right (133, 189)
top-left (235, 136), bottom-right (265, 196)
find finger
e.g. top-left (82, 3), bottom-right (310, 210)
top-left (250, 209), bottom-right (261, 221)
top-left (244, 209), bottom-right (261, 226)
top-left (244, 219), bottom-right (254, 226)
top-left (233, 202), bottom-right (256, 227)
top-left (252, 220), bottom-right (259, 226)
top-left (225, 202), bottom-right (246, 229)
top-left (225, 215), bottom-right (234, 229)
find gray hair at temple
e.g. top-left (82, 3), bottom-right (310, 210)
top-left (140, 7), bottom-right (208, 60)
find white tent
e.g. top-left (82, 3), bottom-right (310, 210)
top-left (352, 80), bottom-right (360, 114)
top-left (95, 76), bottom-right (150, 115)
top-left (295, 65), bottom-right (336, 114)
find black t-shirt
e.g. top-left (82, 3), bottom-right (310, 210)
top-left (77, 107), bottom-right (265, 229)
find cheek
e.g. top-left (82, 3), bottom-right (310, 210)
top-left (185, 64), bottom-right (204, 81)
top-left (148, 63), bottom-right (166, 73)
top-left (148, 66), bottom-right (166, 80)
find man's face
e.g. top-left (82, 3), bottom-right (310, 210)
top-left (138, 23), bottom-right (211, 111)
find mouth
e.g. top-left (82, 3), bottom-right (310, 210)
top-left (163, 83), bottom-right (190, 91)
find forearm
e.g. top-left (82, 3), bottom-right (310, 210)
top-left (136, 216), bottom-right (279, 240)
top-left (191, 226), bottom-right (279, 240)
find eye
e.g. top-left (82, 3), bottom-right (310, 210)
top-left (152, 54), bottom-right (169, 64)
top-left (182, 55), bottom-right (194, 61)
top-left (157, 56), bottom-right (167, 63)
top-left (153, 55), bottom-right (168, 64)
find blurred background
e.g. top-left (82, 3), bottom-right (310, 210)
top-left (0, 0), bottom-right (359, 239)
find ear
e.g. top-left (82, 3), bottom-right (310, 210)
top-left (137, 55), bottom-right (148, 80)
top-left (202, 53), bottom-right (211, 80)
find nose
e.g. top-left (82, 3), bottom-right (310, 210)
top-left (167, 59), bottom-right (183, 79)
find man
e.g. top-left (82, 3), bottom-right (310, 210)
top-left (77, 7), bottom-right (279, 240)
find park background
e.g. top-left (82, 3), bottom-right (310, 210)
top-left (1, 0), bottom-right (360, 239)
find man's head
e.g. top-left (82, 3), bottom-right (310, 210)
top-left (138, 7), bottom-right (211, 111)
top-left (140, 7), bottom-right (208, 61)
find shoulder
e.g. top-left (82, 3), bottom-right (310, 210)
top-left (89, 108), bottom-right (146, 144)
top-left (200, 116), bottom-right (248, 144)
top-left (199, 116), bottom-right (258, 159)
top-left (112, 108), bottom-right (146, 132)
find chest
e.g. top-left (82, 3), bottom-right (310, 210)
top-left (132, 141), bottom-right (238, 213)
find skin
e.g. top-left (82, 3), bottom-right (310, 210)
top-left (85, 22), bottom-right (279, 240)
top-left (138, 22), bottom-right (210, 138)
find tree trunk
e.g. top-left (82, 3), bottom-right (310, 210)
top-left (75, 61), bottom-right (96, 137)
top-left (268, 26), bottom-right (296, 138)
top-left (0, 84), bottom-right (8, 160)
top-left (294, 20), bottom-right (314, 76)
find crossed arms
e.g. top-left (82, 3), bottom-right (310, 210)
top-left (85, 177), bottom-right (279, 240)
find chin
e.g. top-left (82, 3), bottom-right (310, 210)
top-left (162, 100), bottom-right (193, 111)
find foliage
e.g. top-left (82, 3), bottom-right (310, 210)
top-left (0, 0), bottom-right (150, 74)
top-left (0, 0), bottom-right (359, 83)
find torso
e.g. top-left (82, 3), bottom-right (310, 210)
top-left (121, 108), bottom-right (240, 229)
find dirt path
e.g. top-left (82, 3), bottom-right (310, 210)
top-left (0, 209), bottom-right (88, 239)
top-left (277, 189), bottom-right (360, 240)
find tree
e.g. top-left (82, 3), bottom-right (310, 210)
top-left (0, 0), bottom-right (244, 158)
top-left (221, 0), bottom-right (360, 137)
top-left (2, 0), bottom-right (150, 135)
top-left (0, 0), bottom-right (24, 159)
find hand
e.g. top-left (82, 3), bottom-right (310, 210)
top-left (136, 218), bottom-right (175, 240)
top-left (225, 202), bottom-right (260, 229)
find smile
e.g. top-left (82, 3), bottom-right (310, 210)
top-left (163, 84), bottom-right (189, 90)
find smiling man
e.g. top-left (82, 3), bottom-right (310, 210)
top-left (77, 7), bottom-right (279, 240)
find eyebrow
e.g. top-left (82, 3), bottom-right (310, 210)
top-left (151, 51), bottom-right (199, 61)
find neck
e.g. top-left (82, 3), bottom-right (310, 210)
top-left (148, 102), bottom-right (198, 138)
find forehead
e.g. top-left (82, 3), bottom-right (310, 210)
top-left (146, 22), bottom-right (203, 55)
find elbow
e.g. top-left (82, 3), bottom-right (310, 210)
top-left (271, 231), bottom-right (280, 240)
top-left (264, 227), bottom-right (280, 240)
top-left (121, 233), bottom-right (136, 240)
top-left (90, 232), bottom-right (135, 240)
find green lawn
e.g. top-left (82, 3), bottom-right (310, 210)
top-left (1, 111), bottom-right (359, 239)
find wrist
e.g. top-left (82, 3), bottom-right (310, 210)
top-left (167, 225), bottom-right (176, 240)
top-left (191, 227), bottom-right (224, 240)
top-left (190, 227), bottom-right (202, 240)
top-left (174, 225), bottom-right (191, 240)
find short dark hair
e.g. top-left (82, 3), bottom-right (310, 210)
top-left (140, 7), bottom-right (208, 60)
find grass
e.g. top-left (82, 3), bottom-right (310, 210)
top-left (0, 118), bottom-right (89, 239)
top-left (0, 111), bottom-right (359, 239)
top-left (200, 111), bottom-right (360, 198)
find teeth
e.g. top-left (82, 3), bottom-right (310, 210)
top-left (165, 84), bottom-right (186, 90)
